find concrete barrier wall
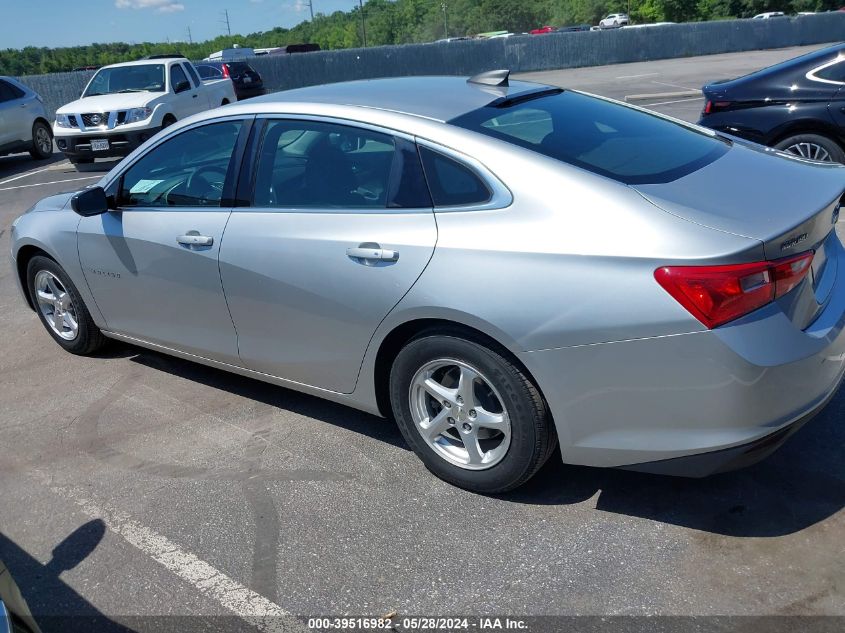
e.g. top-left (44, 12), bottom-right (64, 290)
top-left (19, 13), bottom-right (845, 120)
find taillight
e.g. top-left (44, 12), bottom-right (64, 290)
top-left (654, 251), bottom-right (814, 329)
top-left (221, 64), bottom-right (230, 78)
top-left (702, 100), bottom-right (731, 115)
top-left (703, 100), bottom-right (712, 114)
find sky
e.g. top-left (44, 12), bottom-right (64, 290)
top-left (3, 0), bottom-right (359, 50)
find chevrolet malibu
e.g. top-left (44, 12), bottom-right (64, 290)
top-left (10, 72), bottom-right (845, 493)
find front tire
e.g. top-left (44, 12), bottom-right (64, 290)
top-left (27, 255), bottom-right (106, 355)
top-left (29, 121), bottom-right (53, 160)
top-left (389, 332), bottom-right (556, 494)
top-left (774, 134), bottom-right (845, 164)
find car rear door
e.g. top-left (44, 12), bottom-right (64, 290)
top-left (0, 79), bottom-right (30, 144)
top-left (77, 117), bottom-right (251, 364)
top-left (218, 117), bottom-right (437, 393)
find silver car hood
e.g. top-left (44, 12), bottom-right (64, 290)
top-left (632, 142), bottom-right (845, 251)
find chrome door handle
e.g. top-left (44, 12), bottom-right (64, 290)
top-left (177, 232), bottom-right (213, 247)
top-left (346, 246), bottom-right (399, 262)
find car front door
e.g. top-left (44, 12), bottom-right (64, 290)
top-left (218, 117), bottom-right (438, 393)
top-left (77, 117), bottom-right (249, 364)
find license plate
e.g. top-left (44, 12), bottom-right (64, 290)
top-left (243, 76), bottom-right (252, 83)
top-left (91, 139), bottom-right (109, 151)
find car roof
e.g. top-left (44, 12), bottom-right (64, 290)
top-left (101, 59), bottom-right (180, 69)
top-left (247, 76), bottom-right (551, 122)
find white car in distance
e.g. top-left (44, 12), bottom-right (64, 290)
top-left (53, 56), bottom-right (236, 166)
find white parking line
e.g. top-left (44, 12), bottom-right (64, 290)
top-left (0, 164), bottom-right (56, 187)
top-left (615, 72), bottom-right (659, 79)
top-left (0, 175), bottom-right (101, 193)
top-left (645, 96), bottom-right (705, 107)
top-left (45, 481), bottom-right (305, 632)
top-left (650, 80), bottom-right (700, 92)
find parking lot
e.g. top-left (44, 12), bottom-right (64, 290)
top-left (0, 44), bottom-right (843, 631)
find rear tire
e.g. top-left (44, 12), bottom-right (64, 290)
top-left (26, 255), bottom-right (107, 355)
top-left (774, 134), bottom-right (845, 164)
top-left (389, 332), bottom-right (556, 494)
top-left (29, 121), bottom-right (53, 160)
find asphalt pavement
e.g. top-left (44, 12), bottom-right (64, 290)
top-left (0, 44), bottom-right (843, 632)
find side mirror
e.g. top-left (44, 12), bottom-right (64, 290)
top-left (174, 80), bottom-right (191, 93)
top-left (71, 186), bottom-right (110, 216)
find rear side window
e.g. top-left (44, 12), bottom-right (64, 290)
top-left (197, 65), bottom-right (223, 79)
top-left (814, 61), bottom-right (845, 83)
top-left (252, 119), bottom-right (430, 209)
top-left (418, 146), bottom-right (491, 207)
top-left (0, 80), bottom-right (22, 102)
top-left (450, 90), bottom-right (729, 185)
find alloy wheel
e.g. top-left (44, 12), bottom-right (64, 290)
top-left (783, 142), bottom-right (832, 162)
top-left (409, 358), bottom-right (511, 470)
top-left (34, 270), bottom-right (78, 341)
top-left (35, 126), bottom-right (52, 154)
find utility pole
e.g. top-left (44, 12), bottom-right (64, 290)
top-left (358, 0), bottom-right (367, 47)
top-left (186, 25), bottom-right (193, 44)
top-left (441, 2), bottom-right (448, 39)
top-left (221, 9), bottom-right (231, 36)
top-left (307, 0), bottom-right (314, 20)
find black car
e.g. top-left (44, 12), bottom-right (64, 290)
top-left (195, 61), bottom-right (265, 101)
top-left (699, 43), bottom-right (845, 163)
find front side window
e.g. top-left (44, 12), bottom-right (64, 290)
top-left (252, 119), bottom-right (430, 209)
top-left (450, 89), bottom-right (729, 185)
top-left (119, 121), bottom-right (242, 207)
top-left (84, 64), bottom-right (165, 97)
top-left (170, 64), bottom-right (190, 93)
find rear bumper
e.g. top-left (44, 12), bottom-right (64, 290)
top-left (234, 85), bottom-right (267, 100)
top-left (519, 234), bottom-right (845, 474)
top-left (55, 127), bottom-right (161, 159)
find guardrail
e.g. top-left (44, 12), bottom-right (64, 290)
top-left (17, 13), bottom-right (845, 120)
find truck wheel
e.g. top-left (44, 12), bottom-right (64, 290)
top-left (221, 99), bottom-right (230, 106)
top-left (162, 115), bottom-right (177, 128)
top-left (29, 121), bottom-right (53, 160)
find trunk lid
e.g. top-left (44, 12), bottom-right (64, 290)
top-left (634, 142), bottom-right (845, 329)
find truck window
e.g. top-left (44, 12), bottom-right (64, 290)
top-left (183, 63), bottom-right (201, 87)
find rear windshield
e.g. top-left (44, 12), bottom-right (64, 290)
top-left (226, 62), bottom-right (253, 73)
top-left (449, 90), bottom-right (729, 184)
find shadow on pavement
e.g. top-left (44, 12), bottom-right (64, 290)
top-left (0, 521), bottom-right (135, 632)
top-left (506, 394), bottom-right (845, 537)
top-left (117, 342), bottom-right (843, 538)
top-left (126, 345), bottom-right (410, 451)
top-left (0, 153), bottom-right (64, 183)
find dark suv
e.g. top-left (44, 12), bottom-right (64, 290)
top-left (196, 61), bottom-right (265, 101)
top-left (699, 44), bottom-right (845, 163)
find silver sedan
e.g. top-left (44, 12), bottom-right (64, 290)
top-left (10, 71), bottom-right (845, 493)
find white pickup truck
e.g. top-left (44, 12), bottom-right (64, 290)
top-left (53, 56), bottom-right (236, 165)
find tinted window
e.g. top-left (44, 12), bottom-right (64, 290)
top-left (0, 79), bottom-right (22, 103)
top-left (815, 61), bottom-right (845, 83)
top-left (119, 121), bottom-right (242, 207)
top-left (418, 146), bottom-right (491, 207)
top-left (84, 64), bottom-right (165, 97)
top-left (183, 62), bottom-right (201, 87)
top-left (197, 65), bottom-right (223, 79)
top-left (170, 64), bottom-right (189, 92)
top-left (226, 62), bottom-right (252, 77)
top-left (253, 120), bottom-right (420, 209)
top-left (450, 90), bottom-right (729, 185)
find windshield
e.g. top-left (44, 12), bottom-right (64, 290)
top-left (83, 64), bottom-right (165, 97)
top-left (449, 90), bottom-right (729, 185)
